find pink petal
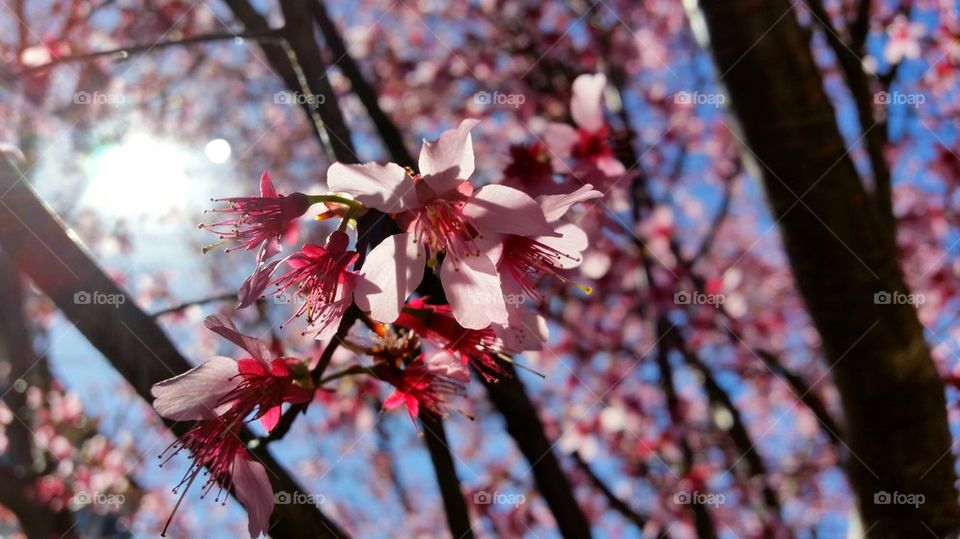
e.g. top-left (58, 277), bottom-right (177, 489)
top-left (405, 394), bottom-right (420, 418)
top-left (493, 312), bottom-right (548, 352)
top-left (383, 391), bottom-right (407, 411)
top-left (151, 356), bottom-right (239, 421)
top-left (426, 351), bottom-right (471, 382)
top-left (355, 233), bottom-right (425, 323)
top-left (570, 73), bottom-right (607, 132)
top-left (238, 258), bottom-right (283, 309)
top-left (418, 119), bottom-right (481, 179)
top-left (596, 155), bottom-right (626, 177)
top-left (537, 223), bottom-right (590, 269)
top-left (204, 315), bottom-right (272, 362)
top-left (542, 123), bottom-right (578, 162)
top-left (462, 185), bottom-right (555, 237)
top-left (260, 405), bottom-right (282, 433)
top-left (232, 455), bottom-right (274, 538)
top-left (440, 254), bottom-right (508, 329)
top-left (537, 184), bottom-right (603, 222)
top-left (260, 237), bottom-right (282, 261)
top-left (259, 171), bottom-right (277, 198)
top-left (326, 162), bottom-right (419, 213)
top-left (310, 295), bottom-right (352, 341)
top-left (491, 272), bottom-right (548, 351)
top-left (419, 167), bottom-right (464, 199)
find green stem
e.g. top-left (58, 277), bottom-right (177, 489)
top-left (317, 365), bottom-right (377, 385)
top-left (306, 194), bottom-right (364, 210)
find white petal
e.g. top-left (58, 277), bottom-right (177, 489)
top-left (537, 223), bottom-right (590, 269)
top-left (440, 254), bottom-right (508, 329)
top-left (537, 184), bottom-right (603, 222)
top-left (356, 233), bottom-right (426, 323)
top-left (232, 456), bottom-right (274, 538)
top-left (327, 162), bottom-right (418, 212)
top-left (151, 356), bottom-right (239, 421)
top-left (418, 119), bottom-right (481, 179)
top-left (462, 184), bottom-right (555, 237)
top-left (571, 73), bottom-right (607, 132)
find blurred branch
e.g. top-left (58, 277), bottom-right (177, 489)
top-left (150, 292), bottom-right (237, 318)
top-left (570, 451), bottom-right (664, 537)
top-left (688, 166), bottom-right (738, 264)
top-left (0, 156), bottom-right (350, 539)
top-left (669, 329), bottom-right (784, 530)
top-left (0, 252), bottom-right (77, 538)
top-left (374, 406), bottom-right (414, 513)
top-left (805, 0), bottom-right (896, 239)
top-left (419, 414), bottom-right (475, 539)
top-left (12, 29), bottom-right (283, 78)
top-left (479, 363), bottom-right (594, 538)
top-left (652, 320), bottom-right (717, 539)
top-left (311, 0), bottom-right (416, 168)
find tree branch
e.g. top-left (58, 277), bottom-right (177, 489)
top-left (13, 29), bottom-right (282, 78)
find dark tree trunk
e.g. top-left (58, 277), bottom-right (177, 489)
top-left (694, 0), bottom-right (960, 535)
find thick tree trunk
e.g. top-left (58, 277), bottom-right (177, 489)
top-left (693, 0), bottom-right (960, 535)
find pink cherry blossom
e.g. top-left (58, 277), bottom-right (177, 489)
top-left (151, 315), bottom-right (312, 537)
top-left (377, 352), bottom-right (469, 426)
top-left (271, 231), bottom-right (360, 340)
top-left (202, 172), bottom-right (312, 308)
top-left (395, 298), bottom-right (513, 380)
top-left (884, 16), bottom-right (925, 65)
top-left (328, 119), bottom-right (555, 329)
top-left (157, 409), bottom-right (273, 538)
top-left (542, 73), bottom-right (626, 182)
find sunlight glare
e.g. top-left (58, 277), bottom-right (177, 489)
top-left (82, 135), bottom-right (190, 216)
top-left (204, 138), bottom-right (232, 164)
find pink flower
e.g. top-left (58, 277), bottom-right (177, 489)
top-left (202, 172), bottom-right (312, 308)
top-left (497, 184), bottom-right (603, 298)
top-left (151, 315), bottom-right (312, 538)
top-left (488, 184), bottom-right (602, 347)
top-left (158, 410), bottom-right (272, 538)
top-left (543, 74), bottom-right (626, 181)
top-left (395, 298), bottom-right (513, 380)
top-left (377, 352), bottom-right (469, 426)
top-left (327, 119), bottom-right (555, 329)
top-left (271, 231), bottom-right (360, 340)
top-left (884, 16), bottom-right (924, 65)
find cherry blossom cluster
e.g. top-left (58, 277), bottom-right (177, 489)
top-left (151, 74), bottom-right (619, 536)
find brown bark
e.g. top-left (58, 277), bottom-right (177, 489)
top-left (695, 0), bottom-right (960, 535)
